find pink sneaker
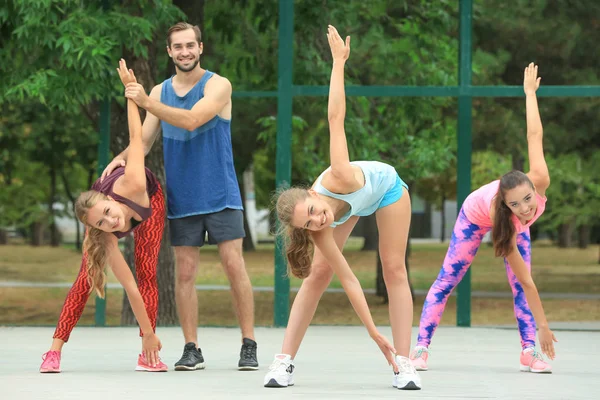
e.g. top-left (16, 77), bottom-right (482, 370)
top-left (409, 346), bottom-right (429, 371)
top-left (135, 353), bottom-right (168, 372)
top-left (520, 348), bottom-right (552, 373)
top-left (40, 351), bottom-right (61, 373)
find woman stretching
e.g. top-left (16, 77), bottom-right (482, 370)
top-left (39, 60), bottom-right (167, 373)
top-left (263, 26), bottom-right (421, 390)
top-left (411, 63), bottom-right (557, 374)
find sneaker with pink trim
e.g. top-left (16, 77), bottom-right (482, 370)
top-left (40, 350), bottom-right (61, 373)
top-left (409, 346), bottom-right (429, 371)
top-left (136, 353), bottom-right (168, 372)
top-left (520, 348), bottom-right (552, 373)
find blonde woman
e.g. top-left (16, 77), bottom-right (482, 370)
top-left (263, 26), bottom-right (420, 390)
top-left (40, 60), bottom-right (167, 373)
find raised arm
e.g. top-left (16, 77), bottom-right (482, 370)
top-left (326, 25), bottom-right (354, 181)
top-left (100, 81), bottom-right (162, 182)
top-left (312, 230), bottom-right (397, 369)
top-left (124, 75), bottom-right (231, 132)
top-left (505, 234), bottom-right (557, 359)
top-left (115, 60), bottom-right (146, 192)
top-left (523, 63), bottom-right (550, 195)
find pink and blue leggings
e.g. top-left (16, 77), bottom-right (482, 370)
top-left (417, 208), bottom-right (536, 350)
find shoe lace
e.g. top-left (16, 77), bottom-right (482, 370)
top-left (268, 358), bottom-right (288, 372)
top-left (530, 349), bottom-right (544, 362)
top-left (42, 351), bottom-right (59, 364)
top-left (411, 347), bottom-right (428, 359)
top-left (397, 356), bottom-right (417, 374)
top-left (241, 344), bottom-right (256, 360)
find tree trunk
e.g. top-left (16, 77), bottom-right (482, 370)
top-left (512, 153), bottom-right (525, 172)
top-left (120, 235), bottom-right (137, 326)
top-left (48, 145), bottom-right (60, 247)
top-left (440, 195), bottom-right (446, 242)
top-left (30, 222), bottom-right (44, 246)
top-left (557, 221), bottom-right (574, 248)
top-left (60, 167), bottom-right (81, 250)
top-left (578, 224), bottom-right (590, 249)
top-left (375, 249), bottom-right (387, 303)
top-left (0, 230), bottom-right (7, 245)
top-left (168, 0), bottom-right (205, 79)
top-left (361, 214), bottom-right (379, 251)
top-left (111, 54), bottom-right (178, 325)
top-left (238, 173), bottom-right (255, 252)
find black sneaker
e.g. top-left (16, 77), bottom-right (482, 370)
top-left (238, 338), bottom-right (259, 370)
top-left (174, 342), bottom-right (206, 371)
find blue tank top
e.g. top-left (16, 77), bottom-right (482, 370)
top-left (160, 71), bottom-right (243, 218)
top-left (313, 161), bottom-right (405, 227)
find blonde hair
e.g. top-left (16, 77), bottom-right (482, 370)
top-left (75, 190), bottom-right (109, 298)
top-left (275, 187), bottom-right (314, 279)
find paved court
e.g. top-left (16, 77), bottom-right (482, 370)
top-left (1, 325), bottom-right (597, 400)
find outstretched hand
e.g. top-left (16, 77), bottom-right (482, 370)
top-left (539, 327), bottom-right (558, 360)
top-left (523, 62), bottom-right (541, 95)
top-left (327, 25), bottom-right (350, 62)
top-left (372, 331), bottom-right (398, 372)
top-left (117, 58), bottom-right (137, 87)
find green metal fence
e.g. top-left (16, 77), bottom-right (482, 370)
top-left (95, 0), bottom-right (600, 328)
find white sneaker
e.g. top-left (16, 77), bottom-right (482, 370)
top-left (393, 355), bottom-right (422, 390)
top-left (264, 354), bottom-right (295, 388)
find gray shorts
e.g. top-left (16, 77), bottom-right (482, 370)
top-left (169, 208), bottom-right (246, 247)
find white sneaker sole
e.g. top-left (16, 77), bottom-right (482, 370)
top-left (520, 365), bottom-right (552, 373)
top-left (135, 366), bottom-right (168, 372)
top-left (174, 362), bottom-right (206, 371)
top-left (239, 366), bottom-right (259, 371)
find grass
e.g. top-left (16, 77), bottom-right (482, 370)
top-left (1, 287), bottom-right (599, 327)
top-left (1, 240), bottom-right (599, 326)
top-left (1, 240), bottom-right (598, 293)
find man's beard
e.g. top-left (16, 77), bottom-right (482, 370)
top-left (174, 58), bottom-right (199, 72)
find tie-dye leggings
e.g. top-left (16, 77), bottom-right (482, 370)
top-left (417, 208), bottom-right (536, 350)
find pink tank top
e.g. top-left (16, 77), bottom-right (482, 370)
top-left (462, 180), bottom-right (547, 233)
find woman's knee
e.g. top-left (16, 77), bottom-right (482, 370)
top-left (381, 258), bottom-right (409, 284)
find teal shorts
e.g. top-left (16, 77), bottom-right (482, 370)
top-left (378, 175), bottom-right (409, 209)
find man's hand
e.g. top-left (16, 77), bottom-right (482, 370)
top-left (100, 158), bottom-right (126, 182)
top-left (125, 83), bottom-right (150, 109)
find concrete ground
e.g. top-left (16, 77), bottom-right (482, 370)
top-left (1, 325), bottom-right (597, 400)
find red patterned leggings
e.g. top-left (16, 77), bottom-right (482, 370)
top-left (53, 185), bottom-right (165, 342)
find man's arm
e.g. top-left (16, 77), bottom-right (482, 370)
top-left (125, 76), bottom-right (232, 132)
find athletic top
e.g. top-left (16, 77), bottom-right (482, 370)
top-left (91, 166), bottom-right (158, 238)
top-left (462, 180), bottom-right (547, 233)
top-left (313, 161), bottom-right (406, 227)
top-left (160, 71), bottom-right (243, 219)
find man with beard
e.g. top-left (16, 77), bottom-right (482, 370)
top-left (101, 22), bottom-right (258, 372)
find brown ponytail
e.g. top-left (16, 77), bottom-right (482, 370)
top-left (492, 171), bottom-right (534, 258)
top-left (75, 190), bottom-right (110, 298)
top-left (274, 187), bottom-right (315, 278)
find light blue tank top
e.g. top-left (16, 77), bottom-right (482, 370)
top-left (313, 161), bottom-right (404, 227)
top-left (160, 71), bottom-right (243, 218)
